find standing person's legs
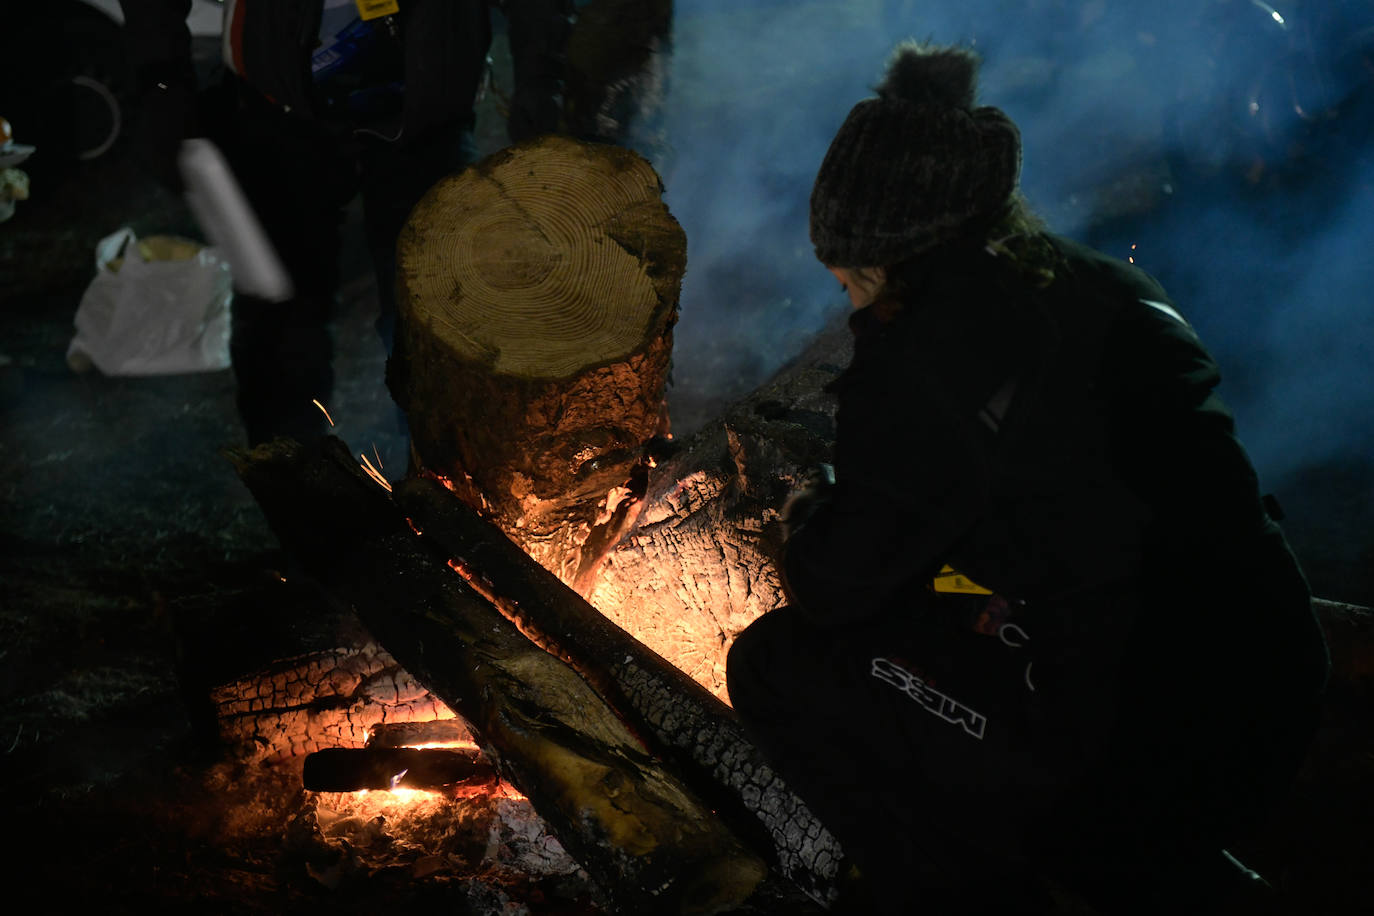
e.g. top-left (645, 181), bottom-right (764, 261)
top-left (357, 118), bottom-right (478, 357)
top-left (356, 119), bottom-right (477, 460)
top-left (214, 87), bottom-right (358, 445)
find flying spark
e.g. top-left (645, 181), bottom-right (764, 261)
top-left (360, 453), bottom-right (392, 492)
top-left (312, 399), bottom-right (335, 427)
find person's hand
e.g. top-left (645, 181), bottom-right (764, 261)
top-left (781, 464), bottom-right (835, 538)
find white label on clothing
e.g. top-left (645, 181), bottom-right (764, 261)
top-left (871, 657), bottom-right (988, 740)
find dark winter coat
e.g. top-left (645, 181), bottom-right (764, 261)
top-left (782, 234), bottom-right (1326, 688)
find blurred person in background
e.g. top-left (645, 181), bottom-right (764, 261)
top-left (119, 0), bottom-right (573, 445)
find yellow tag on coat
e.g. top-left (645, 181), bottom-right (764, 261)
top-left (932, 565), bottom-right (994, 595)
top-left (355, 0), bottom-right (400, 20)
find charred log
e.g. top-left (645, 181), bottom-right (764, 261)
top-left (388, 134), bottom-right (685, 590)
top-left (366, 718), bottom-right (477, 750)
top-left (231, 437), bottom-right (769, 915)
top-left (210, 640), bottom-right (453, 762)
top-left (588, 318), bottom-right (853, 700)
top-left (396, 474), bottom-right (845, 903)
top-left (302, 746), bottom-right (496, 793)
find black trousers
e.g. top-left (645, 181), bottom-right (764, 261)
top-left (212, 83), bottom-right (476, 445)
top-left (726, 585), bottom-right (1326, 915)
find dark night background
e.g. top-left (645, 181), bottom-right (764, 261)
top-left (1, 0), bottom-right (1370, 912)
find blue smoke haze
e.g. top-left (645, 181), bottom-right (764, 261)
top-left (637, 0), bottom-right (1372, 491)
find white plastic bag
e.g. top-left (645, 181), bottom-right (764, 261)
top-left (67, 227), bottom-right (233, 376)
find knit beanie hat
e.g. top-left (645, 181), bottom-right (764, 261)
top-left (810, 42), bottom-right (1022, 267)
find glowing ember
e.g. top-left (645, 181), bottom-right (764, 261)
top-left (305, 782), bottom-right (573, 892)
top-left (595, 485), bottom-right (634, 526)
top-left (313, 775), bottom-right (524, 815)
top-left (307, 725), bottom-right (525, 804)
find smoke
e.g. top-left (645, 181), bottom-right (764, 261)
top-left (638, 0), bottom-right (1372, 488)
top-left (642, 1), bottom-right (896, 430)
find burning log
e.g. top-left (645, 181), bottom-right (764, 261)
top-left (208, 634), bottom-right (452, 762)
top-left (588, 320), bottom-right (852, 701)
top-left (394, 473), bottom-right (845, 903)
top-left (388, 134), bottom-right (685, 591)
top-left (231, 437), bottom-right (772, 915)
top-left (302, 746), bottom-right (495, 793)
top-left (366, 718), bottom-right (476, 749)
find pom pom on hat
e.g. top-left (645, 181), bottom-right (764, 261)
top-left (876, 43), bottom-right (978, 109)
top-left (810, 42), bottom-right (1022, 268)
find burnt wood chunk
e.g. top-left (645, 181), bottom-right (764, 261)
top-left (366, 718), bottom-right (477, 750)
top-left (230, 437), bottom-right (769, 915)
top-left (303, 746), bottom-right (495, 792)
top-left (388, 135), bottom-right (685, 590)
top-left (210, 642), bottom-right (451, 762)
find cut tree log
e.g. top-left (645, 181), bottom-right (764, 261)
top-left (389, 134), bottom-right (686, 591)
top-left (230, 437), bottom-right (776, 915)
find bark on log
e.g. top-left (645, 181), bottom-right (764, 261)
top-left (389, 135), bottom-right (686, 590)
top-left (588, 319), bottom-right (853, 700)
top-left (230, 437), bottom-right (769, 915)
top-left (395, 474), bottom-right (845, 903)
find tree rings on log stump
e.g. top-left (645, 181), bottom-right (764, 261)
top-left (390, 135), bottom-right (685, 588)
